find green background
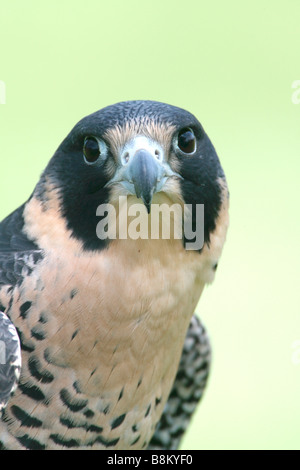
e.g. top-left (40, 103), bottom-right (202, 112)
top-left (0, 0), bottom-right (299, 450)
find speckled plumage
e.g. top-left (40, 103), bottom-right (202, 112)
top-left (0, 101), bottom-right (229, 450)
top-left (0, 312), bottom-right (21, 413)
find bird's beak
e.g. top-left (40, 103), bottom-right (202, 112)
top-left (105, 137), bottom-right (182, 213)
top-left (126, 149), bottom-right (163, 213)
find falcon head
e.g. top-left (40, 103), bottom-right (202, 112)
top-left (35, 100), bottom-right (227, 251)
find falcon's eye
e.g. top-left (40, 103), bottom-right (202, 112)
top-left (177, 128), bottom-right (196, 154)
top-left (83, 137), bottom-right (101, 163)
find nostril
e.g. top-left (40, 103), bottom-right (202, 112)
top-left (154, 149), bottom-right (160, 159)
top-left (123, 152), bottom-right (130, 164)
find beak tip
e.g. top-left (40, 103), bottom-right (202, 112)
top-left (141, 196), bottom-right (152, 214)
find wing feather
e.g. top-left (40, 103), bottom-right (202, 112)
top-left (0, 204), bottom-right (43, 409)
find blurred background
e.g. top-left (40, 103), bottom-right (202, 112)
top-left (0, 0), bottom-right (299, 450)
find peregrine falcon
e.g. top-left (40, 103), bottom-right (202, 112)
top-left (0, 100), bottom-right (229, 450)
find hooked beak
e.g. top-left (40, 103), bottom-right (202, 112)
top-left (105, 137), bottom-right (182, 213)
top-left (128, 149), bottom-right (162, 213)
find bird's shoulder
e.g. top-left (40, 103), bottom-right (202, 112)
top-left (0, 203), bottom-right (43, 291)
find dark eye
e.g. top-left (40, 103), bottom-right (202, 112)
top-left (177, 128), bottom-right (196, 154)
top-left (83, 137), bottom-right (100, 163)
